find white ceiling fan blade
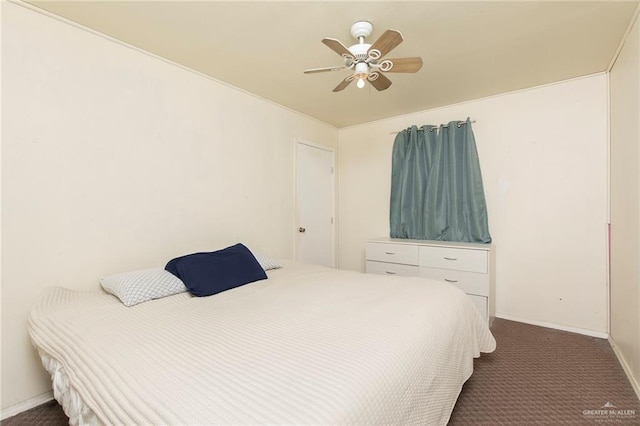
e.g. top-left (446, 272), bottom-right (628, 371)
top-left (304, 66), bottom-right (348, 74)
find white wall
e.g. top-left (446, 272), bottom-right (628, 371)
top-left (338, 74), bottom-right (608, 335)
top-left (610, 11), bottom-right (640, 396)
top-left (1, 2), bottom-right (337, 411)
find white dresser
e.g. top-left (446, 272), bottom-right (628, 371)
top-left (366, 237), bottom-right (495, 323)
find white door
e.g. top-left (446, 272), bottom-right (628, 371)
top-left (295, 141), bottom-right (335, 267)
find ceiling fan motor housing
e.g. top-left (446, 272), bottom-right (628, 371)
top-left (348, 43), bottom-right (372, 61)
top-left (349, 21), bottom-right (374, 61)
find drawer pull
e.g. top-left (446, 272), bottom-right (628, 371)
top-left (443, 257), bottom-right (458, 261)
top-left (385, 271), bottom-right (397, 275)
top-left (384, 251), bottom-right (396, 255)
top-left (444, 278), bottom-right (459, 283)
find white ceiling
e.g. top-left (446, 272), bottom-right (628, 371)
top-left (28, 1), bottom-right (639, 128)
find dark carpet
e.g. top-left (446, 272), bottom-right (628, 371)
top-left (3, 319), bottom-right (639, 425)
top-left (449, 319), bottom-right (639, 425)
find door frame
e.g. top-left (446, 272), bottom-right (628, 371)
top-left (293, 137), bottom-right (336, 267)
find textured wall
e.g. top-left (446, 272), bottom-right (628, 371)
top-left (338, 74), bottom-right (608, 336)
top-left (610, 11), bottom-right (640, 397)
top-left (1, 2), bottom-right (337, 410)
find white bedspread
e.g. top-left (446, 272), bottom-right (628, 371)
top-left (29, 261), bottom-right (495, 425)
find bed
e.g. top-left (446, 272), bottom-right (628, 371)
top-left (29, 260), bottom-right (495, 425)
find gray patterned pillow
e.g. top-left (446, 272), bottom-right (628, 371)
top-left (100, 267), bottom-right (187, 307)
top-left (250, 250), bottom-right (282, 270)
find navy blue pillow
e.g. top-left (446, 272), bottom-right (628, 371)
top-left (165, 243), bottom-right (267, 297)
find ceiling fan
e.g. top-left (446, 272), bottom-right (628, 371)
top-left (304, 21), bottom-right (423, 92)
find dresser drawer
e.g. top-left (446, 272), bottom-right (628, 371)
top-left (419, 246), bottom-right (487, 273)
top-left (366, 261), bottom-right (420, 277)
top-left (366, 242), bottom-right (419, 266)
top-left (419, 267), bottom-right (489, 296)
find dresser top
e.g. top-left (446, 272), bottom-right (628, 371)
top-left (369, 237), bottom-right (493, 251)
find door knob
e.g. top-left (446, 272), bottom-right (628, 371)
top-left (298, 227), bottom-right (306, 233)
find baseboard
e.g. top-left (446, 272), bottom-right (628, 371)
top-left (609, 336), bottom-right (640, 401)
top-left (495, 313), bottom-right (609, 339)
top-left (1, 391), bottom-right (53, 420)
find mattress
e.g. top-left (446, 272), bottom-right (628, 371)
top-left (29, 260), bottom-right (495, 425)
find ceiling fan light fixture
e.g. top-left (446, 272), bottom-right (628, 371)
top-left (354, 62), bottom-right (368, 88)
top-left (354, 62), bottom-right (368, 74)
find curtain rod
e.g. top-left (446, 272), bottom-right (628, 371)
top-left (390, 120), bottom-right (476, 135)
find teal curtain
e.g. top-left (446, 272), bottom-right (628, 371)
top-left (390, 118), bottom-right (491, 243)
